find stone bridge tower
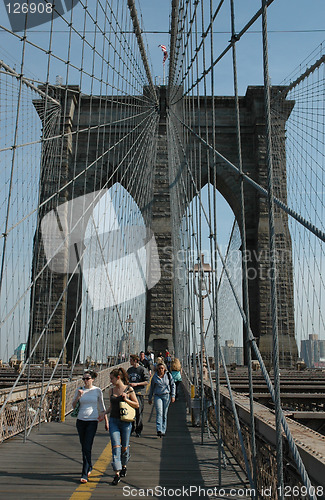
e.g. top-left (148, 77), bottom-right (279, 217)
top-left (29, 85), bottom-right (298, 367)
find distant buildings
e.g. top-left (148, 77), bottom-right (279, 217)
top-left (221, 340), bottom-right (244, 366)
top-left (300, 334), bottom-right (325, 368)
top-left (14, 343), bottom-right (26, 362)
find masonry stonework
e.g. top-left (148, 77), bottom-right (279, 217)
top-left (29, 85), bottom-right (298, 367)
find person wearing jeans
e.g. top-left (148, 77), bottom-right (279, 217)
top-left (127, 354), bottom-right (150, 437)
top-left (76, 420), bottom-right (98, 478)
top-left (72, 370), bottom-right (107, 483)
top-left (104, 367), bottom-right (139, 485)
top-left (109, 417), bottom-right (132, 471)
top-left (148, 362), bottom-right (176, 437)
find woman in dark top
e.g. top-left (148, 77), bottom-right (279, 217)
top-left (105, 367), bottom-right (139, 485)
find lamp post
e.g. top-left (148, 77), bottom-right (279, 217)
top-left (191, 254), bottom-right (212, 381)
top-left (125, 314), bottom-right (135, 356)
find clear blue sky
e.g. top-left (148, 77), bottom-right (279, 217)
top-left (137, 0), bottom-right (325, 93)
top-left (0, 0), bottom-right (324, 90)
top-left (137, 0), bottom-right (325, 258)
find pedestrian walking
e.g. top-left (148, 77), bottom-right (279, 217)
top-left (139, 351), bottom-right (151, 375)
top-left (154, 356), bottom-right (164, 370)
top-left (104, 367), bottom-right (139, 485)
top-left (72, 370), bottom-right (108, 483)
top-left (164, 349), bottom-right (172, 370)
top-left (170, 358), bottom-right (182, 400)
top-left (148, 362), bottom-right (175, 437)
top-left (127, 354), bottom-right (150, 437)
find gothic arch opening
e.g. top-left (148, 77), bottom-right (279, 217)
top-left (80, 183), bottom-right (148, 363)
top-left (173, 183), bottom-right (243, 364)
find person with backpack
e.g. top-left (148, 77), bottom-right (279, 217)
top-left (148, 362), bottom-right (176, 437)
top-left (164, 349), bottom-right (172, 370)
top-left (170, 358), bottom-right (182, 400)
top-left (127, 354), bottom-right (150, 437)
top-left (139, 350), bottom-right (151, 375)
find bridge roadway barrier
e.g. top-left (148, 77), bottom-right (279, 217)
top-left (0, 386), bottom-right (249, 499)
top-left (0, 363), bottom-right (129, 443)
top-left (203, 381), bottom-right (325, 497)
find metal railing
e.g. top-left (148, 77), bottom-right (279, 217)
top-left (0, 363), bottom-right (129, 443)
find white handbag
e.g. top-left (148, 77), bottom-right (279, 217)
top-left (119, 401), bottom-right (136, 422)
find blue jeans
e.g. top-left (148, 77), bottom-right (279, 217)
top-left (76, 419), bottom-right (98, 478)
top-left (109, 417), bottom-right (132, 471)
top-left (132, 394), bottom-right (144, 435)
top-left (154, 394), bottom-right (170, 434)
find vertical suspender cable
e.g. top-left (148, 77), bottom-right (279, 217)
top-left (229, 0), bottom-right (257, 493)
top-left (261, 0), bottom-right (284, 495)
top-left (209, 0), bottom-right (222, 482)
top-left (168, 0), bottom-right (179, 92)
top-left (127, 0), bottom-right (157, 104)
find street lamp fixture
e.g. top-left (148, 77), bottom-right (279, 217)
top-left (190, 253), bottom-right (212, 381)
top-left (125, 314), bottom-right (135, 356)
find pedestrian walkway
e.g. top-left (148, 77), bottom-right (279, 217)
top-left (0, 390), bottom-right (248, 499)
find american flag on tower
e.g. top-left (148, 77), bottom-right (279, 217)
top-left (158, 44), bottom-right (168, 63)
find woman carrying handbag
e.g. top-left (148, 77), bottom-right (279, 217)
top-left (104, 367), bottom-right (139, 485)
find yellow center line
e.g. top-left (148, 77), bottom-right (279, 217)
top-left (69, 442), bottom-right (112, 500)
top-left (69, 371), bottom-right (152, 499)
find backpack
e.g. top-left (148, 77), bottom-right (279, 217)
top-left (166, 371), bottom-right (174, 394)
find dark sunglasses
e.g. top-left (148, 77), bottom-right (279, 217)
top-left (82, 377), bottom-right (91, 381)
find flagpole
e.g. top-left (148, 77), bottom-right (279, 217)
top-left (159, 45), bottom-right (168, 85)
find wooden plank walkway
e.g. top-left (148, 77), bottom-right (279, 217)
top-left (0, 391), bottom-right (249, 499)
